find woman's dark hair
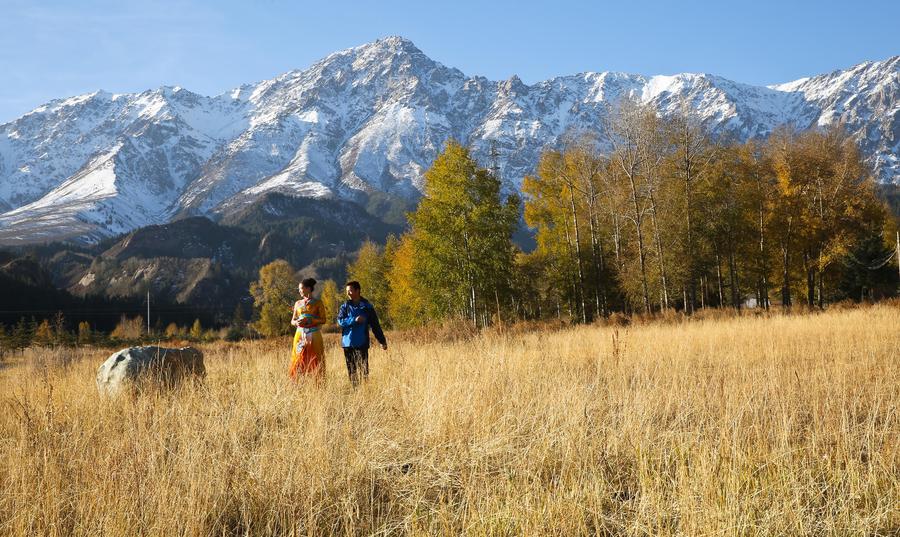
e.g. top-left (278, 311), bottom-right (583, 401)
top-left (301, 278), bottom-right (317, 290)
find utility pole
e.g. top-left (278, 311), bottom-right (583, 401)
top-left (489, 140), bottom-right (501, 180)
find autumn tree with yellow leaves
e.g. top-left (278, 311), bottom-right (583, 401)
top-left (522, 102), bottom-right (893, 317)
top-left (250, 260), bottom-right (298, 337)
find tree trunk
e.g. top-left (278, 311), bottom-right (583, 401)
top-left (462, 230), bottom-right (477, 326)
top-left (568, 189), bottom-right (588, 323)
top-left (596, 228), bottom-right (608, 316)
top-left (587, 206), bottom-right (604, 317)
top-left (781, 242), bottom-right (791, 309)
top-left (684, 153), bottom-right (696, 314)
top-left (803, 251), bottom-right (815, 308)
top-left (585, 172), bottom-right (608, 317)
top-left (699, 275), bottom-right (706, 309)
top-left (562, 216), bottom-right (579, 322)
top-left (729, 248), bottom-right (740, 309)
top-left (647, 189), bottom-right (670, 310)
top-left (627, 173), bottom-right (651, 314)
top-left (817, 266), bottom-right (825, 309)
top-left (715, 250), bottom-right (725, 307)
top-left (612, 211), bottom-right (623, 273)
top-left (755, 175), bottom-right (770, 310)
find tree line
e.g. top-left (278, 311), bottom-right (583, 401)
top-left (6, 101), bottom-right (895, 349)
top-left (294, 104), bottom-right (897, 330)
top-left (0, 312), bottom-right (237, 356)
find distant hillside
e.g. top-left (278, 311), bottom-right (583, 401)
top-left (0, 256), bottom-right (207, 331)
top-left (0, 194), bottom-right (402, 327)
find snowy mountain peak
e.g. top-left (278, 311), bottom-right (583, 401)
top-left (772, 55), bottom-right (899, 94)
top-left (361, 35), bottom-right (424, 55)
top-left (1, 37), bottom-right (897, 245)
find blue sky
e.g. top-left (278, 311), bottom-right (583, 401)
top-left (1, 0), bottom-right (897, 123)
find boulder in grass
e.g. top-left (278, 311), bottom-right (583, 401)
top-left (96, 346), bottom-right (205, 395)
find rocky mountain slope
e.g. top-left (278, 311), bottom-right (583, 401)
top-left (55, 194), bottom-right (396, 302)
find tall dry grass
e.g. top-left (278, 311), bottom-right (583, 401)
top-left (1, 305), bottom-right (898, 536)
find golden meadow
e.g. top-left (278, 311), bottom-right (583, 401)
top-left (1, 305), bottom-right (898, 536)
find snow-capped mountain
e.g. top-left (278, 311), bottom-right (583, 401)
top-left (770, 56), bottom-right (900, 179)
top-left (0, 36), bottom-right (897, 245)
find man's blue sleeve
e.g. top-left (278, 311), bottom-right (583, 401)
top-left (368, 303), bottom-right (387, 346)
top-left (337, 302), bottom-right (355, 328)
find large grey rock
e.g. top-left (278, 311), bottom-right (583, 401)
top-left (96, 346), bottom-right (205, 395)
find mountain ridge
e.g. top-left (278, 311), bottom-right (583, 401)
top-left (1, 36), bottom-right (897, 245)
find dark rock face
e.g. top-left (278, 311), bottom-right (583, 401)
top-left (0, 257), bottom-right (54, 288)
top-left (100, 217), bottom-right (258, 267)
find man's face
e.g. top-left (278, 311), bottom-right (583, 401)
top-left (346, 286), bottom-right (360, 301)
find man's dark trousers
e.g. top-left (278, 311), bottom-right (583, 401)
top-left (343, 347), bottom-right (369, 386)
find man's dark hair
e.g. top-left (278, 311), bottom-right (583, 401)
top-left (301, 277), bottom-right (317, 290)
top-left (345, 281), bottom-right (361, 291)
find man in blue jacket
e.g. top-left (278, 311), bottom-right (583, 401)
top-left (337, 280), bottom-right (387, 386)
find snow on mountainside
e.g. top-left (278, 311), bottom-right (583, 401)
top-left (770, 56), bottom-right (900, 180)
top-left (0, 36), bottom-right (897, 245)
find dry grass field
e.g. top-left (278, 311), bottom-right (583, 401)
top-left (1, 305), bottom-right (898, 536)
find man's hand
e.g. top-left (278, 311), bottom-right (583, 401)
top-left (354, 315), bottom-right (366, 324)
top-left (380, 343), bottom-right (388, 351)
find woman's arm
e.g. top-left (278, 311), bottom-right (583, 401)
top-left (290, 301), bottom-right (300, 327)
top-left (309, 301), bottom-right (326, 327)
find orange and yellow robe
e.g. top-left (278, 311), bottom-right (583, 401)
top-left (289, 297), bottom-right (326, 380)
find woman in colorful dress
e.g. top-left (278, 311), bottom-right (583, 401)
top-left (289, 278), bottom-right (326, 381)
